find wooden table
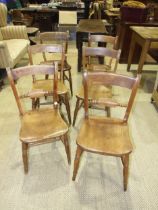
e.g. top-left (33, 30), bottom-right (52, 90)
top-left (127, 26), bottom-right (158, 73)
top-left (76, 19), bottom-right (107, 72)
top-left (19, 6), bottom-right (84, 32)
top-left (117, 21), bottom-right (158, 63)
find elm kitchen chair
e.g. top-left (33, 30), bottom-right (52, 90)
top-left (6, 64), bottom-right (71, 173)
top-left (73, 45), bottom-right (121, 126)
top-left (28, 43), bottom-right (71, 125)
top-left (72, 71), bottom-right (141, 191)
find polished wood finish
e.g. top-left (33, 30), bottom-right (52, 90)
top-left (73, 38), bottom-right (121, 126)
top-left (76, 19), bottom-right (107, 72)
top-left (40, 32), bottom-right (73, 96)
top-left (6, 64), bottom-right (71, 173)
top-left (127, 26), bottom-right (158, 73)
top-left (72, 71), bottom-right (141, 191)
top-left (28, 44), bottom-right (71, 124)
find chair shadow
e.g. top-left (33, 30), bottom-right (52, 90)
top-left (21, 143), bottom-right (70, 194)
top-left (73, 153), bottom-right (125, 205)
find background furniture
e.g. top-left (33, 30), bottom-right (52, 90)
top-left (40, 31), bottom-right (73, 96)
top-left (0, 3), bottom-right (29, 88)
top-left (11, 9), bottom-right (34, 26)
top-left (117, 21), bottom-right (158, 63)
top-left (151, 71), bottom-right (158, 107)
top-left (104, 9), bottom-right (120, 36)
top-left (28, 43), bottom-right (72, 124)
top-left (18, 6), bottom-right (84, 32)
top-left (6, 64), bottom-right (71, 173)
top-left (76, 19), bottom-right (107, 72)
top-left (72, 71), bottom-right (141, 191)
top-left (73, 44), bottom-right (121, 126)
top-left (127, 26), bottom-right (158, 73)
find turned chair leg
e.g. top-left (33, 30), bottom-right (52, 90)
top-left (64, 93), bottom-right (71, 125)
top-left (62, 134), bottom-right (71, 164)
top-left (73, 98), bottom-right (84, 126)
top-left (105, 106), bottom-right (111, 117)
top-left (68, 69), bottom-right (73, 96)
top-left (121, 154), bottom-right (129, 191)
top-left (72, 146), bottom-right (83, 181)
top-left (22, 142), bottom-right (29, 174)
top-left (32, 98), bottom-right (36, 110)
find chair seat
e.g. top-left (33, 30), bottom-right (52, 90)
top-left (20, 108), bottom-right (68, 143)
top-left (77, 84), bottom-right (112, 100)
top-left (77, 117), bottom-right (133, 156)
top-left (33, 79), bottom-right (68, 95)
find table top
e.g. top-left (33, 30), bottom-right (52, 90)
top-left (77, 19), bottom-right (107, 33)
top-left (130, 26), bottom-right (158, 41)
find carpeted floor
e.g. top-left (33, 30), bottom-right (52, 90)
top-left (0, 41), bottom-right (158, 210)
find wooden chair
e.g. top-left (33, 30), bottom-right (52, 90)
top-left (88, 34), bottom-right (118, 48)
top-left (39, 32), bottom-right (73, 96)
top-left (73, 46), bottom-right (121, 126)
top-left (6, 64), bottom-right (71, 173)
top-left (28, 44), bottom-right (71, 125)
top-left (72, 71), bottom-right (141, 191)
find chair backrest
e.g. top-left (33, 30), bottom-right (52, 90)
top-left (40, 31), bottom-right (69, 54)
top-left (28, 44), bottom-right (65, 80)
top-left (0, 3), bottom-right (7, 27)
top-left (6, 64), bottom-right (58, 116)
top-left (88, 34), bottom-right (118, 49)
top-left (82, 46), bottom-right (121, 72)
top-left (83, 71), bottom-right (141, 122)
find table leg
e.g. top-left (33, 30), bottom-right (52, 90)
top-left (137, 40), bottom-right (151, 74)
top-left (76, 33), bottom-right (83, 72)
top-left (127, 33), bottom-right (136, 72)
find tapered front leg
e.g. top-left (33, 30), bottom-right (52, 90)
top-left (72, 146), bottom-right (83, 181)
top-left (64, 93), bottom-right (71, 125)
top-left (63, 134), bottom-right (71, 165)
top-left (121, 154), bottom-right (129, 191)
top-left (73, 98), bottom-right (83, 126)
top-left (22, 142), bottom-right (29, 174)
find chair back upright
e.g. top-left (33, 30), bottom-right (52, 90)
top-left (83, 71), bottom-right (141, 122)
top-left (6, 64), bottom-right (58, 115)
